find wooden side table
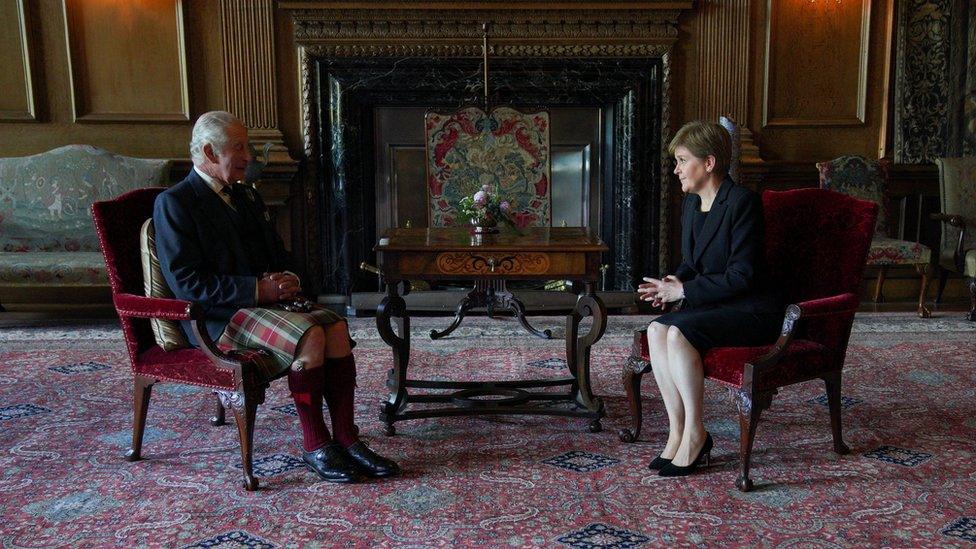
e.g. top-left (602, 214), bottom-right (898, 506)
top-left (374, 227), bottom-right (610, 434)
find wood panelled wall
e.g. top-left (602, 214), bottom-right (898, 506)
top-left (0, 0), bottom-right (223, 159)
top-left (0, 0), bottom-right (902, 165)
top-left (681, 0), bottom-right (892, 163)
top-left (0, 1), bottom-right (38, 121)
top-left (63, 0), bottom-right (189, 122)
top-left (0, 0), bottom-right (963, 301)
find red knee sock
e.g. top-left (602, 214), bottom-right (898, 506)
top-left (321, 354), bottom-right (360, 447)
top-left (287, 367), bottom-right (332, 452)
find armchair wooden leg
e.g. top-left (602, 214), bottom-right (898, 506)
top-left (824, 372), bottom-right (851, 455)
top-left (872, 266), bottom-right (888, 304)
top-left (618, 361), bottom-right (649, 443)
top-left (733, 389), bottom-right (772, 492)
top-left (915, 263), bottom-right (931, 318)
top-left (935, 265), bottom-right (949, 304)
top-left (210, 393), bottom-right (226, 426)
top-left (230, 395), bottom-right (260, 491)
top-left (126, 375), bottom-right (155, 462)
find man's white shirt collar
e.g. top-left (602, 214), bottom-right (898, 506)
top-left (194, 166), bottom-right (228, 196)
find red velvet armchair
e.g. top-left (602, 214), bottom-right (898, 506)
top-left (92, 188), bottom-right (274, 491)
top-left (620, 188), bottom-right (878, 491)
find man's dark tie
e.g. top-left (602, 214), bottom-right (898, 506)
top-left (220, 185), bottom-right (242, 211)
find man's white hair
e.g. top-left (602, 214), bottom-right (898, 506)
top-left (189, 111), bottom-right (240, 165)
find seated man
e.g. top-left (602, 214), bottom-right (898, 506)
top-left (153, 110), bottom-right (399, 483)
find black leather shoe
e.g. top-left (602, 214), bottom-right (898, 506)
top-left (303, 444), bottom-right (360, 483)
top-left (659, 433), bottom-right (713, 477)
top-left (344, 441), bottom-right (401, 478)
top-left (648, 455), bottom-right (672, 471)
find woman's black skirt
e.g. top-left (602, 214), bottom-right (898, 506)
top-left (652, 304), bottom-right (783, 354)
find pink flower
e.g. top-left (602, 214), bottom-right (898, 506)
top-left (473, 190), bottom-right (488, 207)
top-left (500, 201), bottom-right (510, 212)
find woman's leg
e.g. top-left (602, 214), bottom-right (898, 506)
top-left (648, 322), bottom-right (684, 460)
top-left (665, 325), bottom-right (708, 467)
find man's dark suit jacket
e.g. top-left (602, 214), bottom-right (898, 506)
top-left (153, 169), bottom-right (297, 345)
top-left (673, 176), bottom-right (780, 313)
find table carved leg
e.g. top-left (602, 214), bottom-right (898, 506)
top-left (429, 279), bottom-right (553, 340)
top-left (566, 282), bottom-right (607, 432)
top-left (376, 279), bottom-right (602, 433)
top-left (377, 282), bottom-right (410, 436)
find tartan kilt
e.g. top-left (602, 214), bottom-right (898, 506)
top-left (218, 304), bottom-right (349, 382)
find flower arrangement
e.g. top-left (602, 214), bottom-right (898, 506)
top-left (457, 184), bottom-right (516, 231)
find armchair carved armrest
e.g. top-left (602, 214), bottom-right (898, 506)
top-left (113, 292), bottom-right (200, 320)
top-left (930, 213), bottom-right (969, 272)
top-left (112, 293), bottom-right (267, 372)
top-left (743, 293), bottom-right (859, 383)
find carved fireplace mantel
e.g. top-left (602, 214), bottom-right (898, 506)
top-left (281, 1), bottom-right (695, 297)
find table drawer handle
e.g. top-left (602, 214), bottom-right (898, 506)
top-left (436, 252), bottom-right (550, 275)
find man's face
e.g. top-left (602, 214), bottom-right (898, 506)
top-left (206, 122), bottom-right (251, 185)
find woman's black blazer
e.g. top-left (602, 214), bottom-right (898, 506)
top-left (673, 177), bottom-right (781, 314)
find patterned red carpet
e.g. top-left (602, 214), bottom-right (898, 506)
top-left (1, 313), bottom-right (974, 547)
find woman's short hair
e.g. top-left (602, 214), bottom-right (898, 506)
top-left (189, 111), bottom-right (240, 165)
top-left (667, 121), bottom-right (732, 178)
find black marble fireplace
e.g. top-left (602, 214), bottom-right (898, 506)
top-left (308, 56), bottom-right (663, 296)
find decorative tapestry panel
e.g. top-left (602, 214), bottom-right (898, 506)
top-left (425, 106), bottom-right (551, 228)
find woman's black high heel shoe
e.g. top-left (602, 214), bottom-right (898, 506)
top-left (648, 456), bottom-right (672, 471)
top-left (658, 433), bottom-right (712, 477)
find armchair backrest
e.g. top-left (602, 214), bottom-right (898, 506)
top-left (92, 187), bottom-right (166, 357)
top-left (762, 188), bottom-right (878, 305)
top-left (0, 145), bottom-right (170, 252)
top-left (934, 157), bottom-right (976, 262)
top-left (816, 155), bottom-right (889, 238)
top-left (718, 115), bottom-right (740, 183)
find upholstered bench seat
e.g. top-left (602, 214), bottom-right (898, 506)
top-left (0, 251), bottom-right (106, 285)
top-left (0, 145), bottom-right (170, 310)
top-left (865, 236), bottom-right (931, 266)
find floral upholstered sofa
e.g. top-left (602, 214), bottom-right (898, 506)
top-left (0, 145), bottom-right (170, 311)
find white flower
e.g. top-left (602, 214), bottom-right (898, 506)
top-left (473, 190), bottom-right (488, 207)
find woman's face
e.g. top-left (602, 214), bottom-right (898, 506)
top-left (673, 145), bottom-right (714, 194)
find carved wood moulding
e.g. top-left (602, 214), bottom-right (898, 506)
top-left (220, 0), bottom-right (294, 164)
top-left (221, 0), bottom-right (278, 133)
top-left (284, 3), bottom-right (690, 50)
top-left (301, 43), bottom-right (674, 58)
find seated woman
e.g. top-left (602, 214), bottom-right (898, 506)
top-left (637, 121), bottom-right (782, 477)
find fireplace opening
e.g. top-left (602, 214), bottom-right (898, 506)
top-left (308, 56), bottom-right (664, 308)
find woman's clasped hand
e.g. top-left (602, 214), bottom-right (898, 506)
top-left (636, 275), bottom-right (685, 309)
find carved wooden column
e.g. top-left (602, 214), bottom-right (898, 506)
top-left (220, 0), bottom-right (297, 258)
top-left (219, 0), bottom-right (290, 165)
top-left (693, 0), bottom-right (760, 165)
